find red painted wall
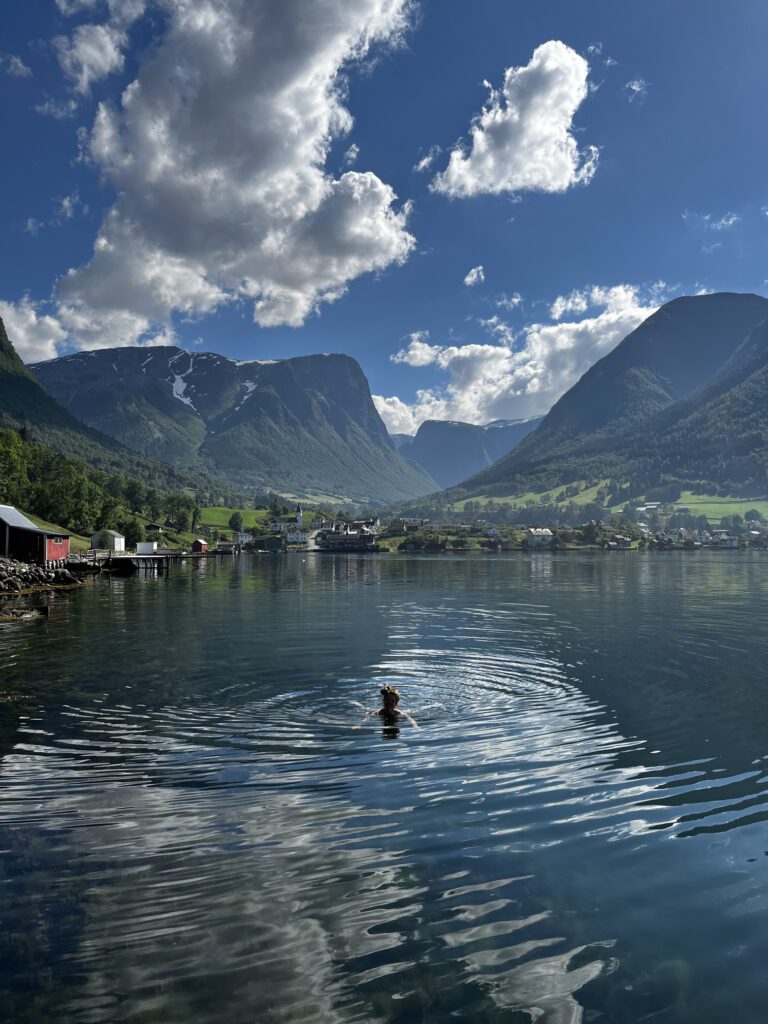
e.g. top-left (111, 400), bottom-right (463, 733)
top-left (45, 536), bottom-right (70, 561)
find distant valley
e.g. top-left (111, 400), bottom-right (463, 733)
top-left (393, 418), bottom-right (542, 488)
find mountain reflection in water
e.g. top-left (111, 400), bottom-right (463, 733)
top-left (1, 552), bottom-right (767, 1023)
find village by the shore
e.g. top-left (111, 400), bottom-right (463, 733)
top-left (1, 494), bottom-right (766, 607)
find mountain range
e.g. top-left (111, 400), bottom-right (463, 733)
top-left (31, 346), bottom-right (436, 505)
top-left (7, 291), bottom-right (768, 513)
top-left (0, 319), bottom-right (195, 492)
top-left (454, 292), bottom-right (768, 500)
top-left (394, 418), bottom-right (542, 488)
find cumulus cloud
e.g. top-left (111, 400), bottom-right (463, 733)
top-left (431, 40), bottom-right (598, 199)
top-left (373, 284), bottom-right (665, 432)
top-left (0, 298), bottom-right (68, 362)
top-left (51, 0), bottom-right (416, 346)
top-left (463, 265), bottom-right (485, 287)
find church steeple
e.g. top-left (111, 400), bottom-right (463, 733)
top-left (295, 503), bottom-right (303, 527)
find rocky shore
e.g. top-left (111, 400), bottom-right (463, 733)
top-left (0, 557), bottom-right (82, 599)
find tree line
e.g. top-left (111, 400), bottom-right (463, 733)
top-left (0, 428), bottom-right (204, 538)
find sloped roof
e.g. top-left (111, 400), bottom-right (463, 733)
top-left (0, 504), bottom-right (70, 537)
top-left (0, 504), bottom-right (38, 530)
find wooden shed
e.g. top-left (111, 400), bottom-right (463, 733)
top-left (0, 505), bottom-right (70, 564)
top-left (192, 539), bottom-right (208, 553)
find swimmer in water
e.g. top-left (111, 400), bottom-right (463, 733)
top-left (371, 685), bottom-right (418, 727)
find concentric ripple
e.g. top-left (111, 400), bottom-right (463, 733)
top-left (1, 552), bottom-right (768, 1023)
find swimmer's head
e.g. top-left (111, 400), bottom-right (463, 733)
top-left (380, 685), bottom-right (400, 709)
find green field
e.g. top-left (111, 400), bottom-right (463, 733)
top-left (198, 506), bottom-right (270, 530)
top-left (452, 480), bottom-right (611, 511)
top-left (676, 492), bottom-right (768, 523)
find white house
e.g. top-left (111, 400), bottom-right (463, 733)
top-left (525, 528), bottom-right (553, 548)
top-left (90, 529), bottom-right (125, 552)
top-left (285, 527), bottom-right (308, 545)
top-left (137, 541), bottom-right (158, 555)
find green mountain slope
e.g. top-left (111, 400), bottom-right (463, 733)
top-left (33, 347), bottom-right (437, 505)
top-left (0, 320), bottom-right (195, 491)
top-left (456, 293), bottom-right (768, 499)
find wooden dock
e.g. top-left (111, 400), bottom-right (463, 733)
top-left (95, 549), bottom-right (241, 576)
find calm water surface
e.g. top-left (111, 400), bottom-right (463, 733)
top-left (1, 552), bottom-right (768, 1023)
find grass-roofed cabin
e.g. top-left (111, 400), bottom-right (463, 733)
top-left (0, 505), bottom-right (70, 564)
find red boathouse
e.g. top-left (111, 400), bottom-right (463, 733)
top-left (0, 505), bottom-right (71, 564)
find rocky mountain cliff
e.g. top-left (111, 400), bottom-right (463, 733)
top-left (32, 347), bottom-right (437, 505)
top-left (453, 292), bottom-right (768, 499)
top-left (396, 418), bottom-right (542, 488)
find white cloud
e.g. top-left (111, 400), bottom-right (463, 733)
top-left (55, 23), bottom-right (126, 93)
top-left (550, 288), bottom-right (589, 320)
top-left (495, 291), bottom-right (522, 311)
top-left (343, 143), bottom-right (360, 166)
top-left (413, 144), bottom-right (441, 174)
top-left (624, 78), bottom-right (649, 103)
top-left (53, 0), bottom-right (416, 345)
top-left (21, 193), bottom-right (86, 237)
top-left (55, 0), bottom-right (101, 13)
top-left (35, 97), bottom-right (78, 119)
top-left (682, 210), bottom-right (740, 236)
top-left (2, 55), bottom-right (32, 78)
top-left (431, 40), bottom-right (598, 199)
top-left (478, 314), bottom-right (515, 345)
top-left (0, 298), bottom-right (68, 362)
top-left (463, 265), bottom-right (485, 287)
top-left (56, 190), bottom-right (83, 222)
top-left (373, 284), bottom-right (665, 432)
top-left (709, 212), bottom-right (739, 231)
top-left (54, 0), bottom-right (147, 94)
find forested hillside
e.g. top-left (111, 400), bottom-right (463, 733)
top-left (453, 293), bottom-right (768, 501)
top-left (0, 319), bottom-right (202, 493)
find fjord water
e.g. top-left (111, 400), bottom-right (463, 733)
top-left (1, 554), bottom-right (768, 1023)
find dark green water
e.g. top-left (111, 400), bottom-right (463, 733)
top-left (1, 552), bottom-right (768, 1023)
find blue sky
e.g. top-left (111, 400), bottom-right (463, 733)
top-left (2, 0), bottom-right (768, 433)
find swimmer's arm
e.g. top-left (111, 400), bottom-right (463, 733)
top-left (399, 709), bottom-right (419, 728)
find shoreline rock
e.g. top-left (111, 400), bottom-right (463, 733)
top-left (0, 557), bottom-right (82, 600)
